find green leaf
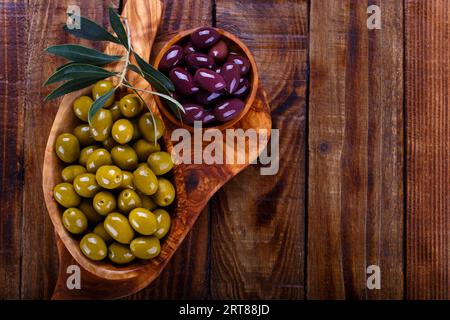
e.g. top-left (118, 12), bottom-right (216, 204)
top-left (56, 62), bottom-right (76, 71)
top-left (63, 15), bottom-right (120, 44)
top-left (45, 78), bottom-right (100, 101)
top-left (146, 90), bottom-right (185, 117)
top-left (46, 44), bottom-right (121, 65)
top-left (127, 64), bottom-right (167, 93)
top-left (108, 7), bottom-right (128, 49)
top-left (133, 51), bottom-right (175, 91)
top-left (44, 63), bottom-right (116, 85)
top-left (88, 89), bottom-right (116, 123)
top-left (127, 64), bottom-right (142, 75)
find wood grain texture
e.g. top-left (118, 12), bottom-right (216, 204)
top-left (210, 0), bottom-right (308, 299)
top-left (21, 0), bottom-right (119, 299)
top-left (128, 0), bottom-right (213, 300)
top-left (406, 0), bottom-right (450, 300)
top-left (0, 0), bottom-right (26, 299)
top-left (308, 0), bottom-right (404, 299)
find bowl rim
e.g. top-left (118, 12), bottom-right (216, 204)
top-left (153, 27), bottom-right (259, 132)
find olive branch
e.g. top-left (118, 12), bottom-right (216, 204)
top-left (43, 7), bottom-right (184, 125)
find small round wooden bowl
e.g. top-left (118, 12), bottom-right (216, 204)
top-left (153, 28), bottom-right (259, 132)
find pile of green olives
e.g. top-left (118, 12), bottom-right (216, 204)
top-left (53, 80), bottom-right (175, 264)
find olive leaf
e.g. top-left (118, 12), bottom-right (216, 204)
top-left (88, 88), bottom-right (116, 123)
top-left (147, 90), bottom-right (185, 120)
top-left (55, 62), bottom-right (76, 71)
top-left (127, 64), bottom-right (183, 119)
top-left (127, 63), bottom-right (167, 93)
top-left (45, 78), bottom-right (101, 101)
top-left (44, 13), bottom-right (185, 122)
top-left (133, 51), bottom-right (174, 91)
top-left (63, 15), bottom-right (120, 44)
top-left (45, 63), bottom-right (116, 85)
top-left (46, 44), bottom-right (122, 65)
top-left (108, 7), bottom-right (128, 49)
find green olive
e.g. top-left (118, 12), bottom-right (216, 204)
top-left (152, 178), bottom-right (175, 207)
top-left (92, 80), bottom-right (115, 107)
top-left (133, 139), bottom-right (160, 162)
top-left (54, 183), bottom-right (81, 208)
top-left (130, 236), bottom-right (160, 259)
top-left (111, 119), bottom-right (134, 144)
top-left (78, 199), bottom-right (103, 224)
top-left (118, 189), bottom-right (142, 213)
top-left (119, 94), bottom-right (143, 118)
top-left (86, 148), bottom-right (112, 173)
top-left (90, 108), bottom-right (113, 141)
top-left (111, 145), bottom-right (138, 171)
top-left (104, 212), bottom-right (135, 244)
top-left (73, 173), bottom-right (100, 198)
top-left (109, 101), bottom-right (122, 121)
top-left (129, 208), bottom-right (157, 235)
top-left (102, 136), bottom-right (117, 151)
top-left (139, 192), bottom-right (157, 211)
top-left (55, 133), bottom-right (80, 163)
top-left (73, 95), bottom-right (93, 122)
top-left (62, 208), bottom-right (88, 234)
top-left (61, 165), bottom-right (86, 183)
top-left (73, 124), bottom-right (95, 146)
top-left (138, 163), bottom-right (150, 169)
top-left (130, 117), bottom-right (141, 140)
top-left (147, 151), bottom-right (174, 175)
top-left (108, 243), bottom-right (135, 264)
top-left (93, 191), bottom-right (116, 215)
top-left (138, 113), bottom-right (165, 142)
top-left (120, 171), bottom-right (135, 189)
top-left (79, 145), bottom-right (99, 166)
top-left (154, 209), bottom-right (171, 239)
top-left (95, 165), bottom-right (123, 189)
top-left (80, 233), bottom-right (107, 261)
top-left (133, 165), bottom-right (158, 195)
top-left (93, 222), bottom-right (113, 243)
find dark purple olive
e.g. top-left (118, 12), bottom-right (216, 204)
top-left (159, 45), bottom-right (184, 72)
top-left (186, 53), bottom-right (215, 70)
top-left (202, 109), bottom-right (216, 125)
top-left (191, 86), bottom-right (200, 94)
top-left (171, 92), bottom-right (180, 100)
top-left (181, 103), bottom-right (204, 124)
top-left (194, 68), bottom-right (226, 92)
top-left (195, 90), bottom-right (223, 106)
top-left (208, 40), bottom-right (228, 62)
top-left (183, 42), bottom-right (196, 55)
top-left (213, 98), bottom-right (245, 122)
top-left (190, 27), bottom-right (220, 49)
top-left (169, 67), bottom-right (195, 95)
top-left (227, 53), bottom-right (251, 75)
top-left (234, 78), bottom-right (250, 98)
top-left (220, 62), bottom-right (240, 94)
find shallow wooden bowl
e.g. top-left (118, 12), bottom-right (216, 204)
top-left (153, 28), bottom-right (259, 132)
top-left (42, 0), bottom-right (272, 299)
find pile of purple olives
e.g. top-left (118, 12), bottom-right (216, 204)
top-left (158, 27), bottom-right (252, 126)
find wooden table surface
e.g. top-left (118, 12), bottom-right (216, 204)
top-left (0, 0), bottom-right (449, 300)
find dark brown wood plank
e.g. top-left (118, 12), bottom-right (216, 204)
top-left (210, 0), bottom-right (308, 299)
top-left (20, 0), bottom-right (117, 299)
top-left (0, 0), bottom-right (26, 299)
top-left (128, 0), bottom-right (212, 299)
top-left (406, 0), bottom-right (450, 299)
top-left (308, 0), bottom-right (404, 299)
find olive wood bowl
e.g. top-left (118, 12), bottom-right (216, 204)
top-left (42, 0), bottom-right (271, 299)
top-left (153, 28), bottom-right (259, 132)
